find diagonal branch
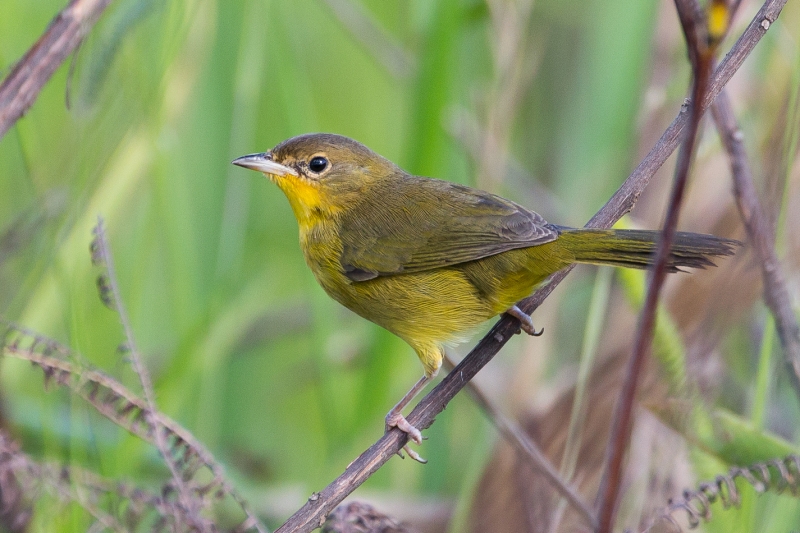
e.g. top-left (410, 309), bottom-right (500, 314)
top-left (594, 1), bottom-right (720, 529)
top-left (711, 90), bottom-right (800, 394)
top-left (274, 1), bottom-right (786, 532)
top-left (0, 0), bottom-right (113, 140)
top-left (441, 355), bottom-right (597, 528)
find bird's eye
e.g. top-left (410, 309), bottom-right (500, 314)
top-left (308, 156), bottom-right (328, 173)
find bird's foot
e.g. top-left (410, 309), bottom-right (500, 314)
top-left (386, 412), bottom-right (423, 445)
top-left (507, 305), bottom-right (544, 337)
top-left (398, 445), bottom-right (427, 463)
top-left (385, 412), bottom-right (427, 464)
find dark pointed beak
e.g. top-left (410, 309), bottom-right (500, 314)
top-left (231, 152), bottom-right (298, 176)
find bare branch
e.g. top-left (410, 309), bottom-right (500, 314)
top-left (274, 2), bottom-right (786, 532)
top-left (0, 0), bottom-right (114, 140)
top-left (595, 1), bottom-right (721, 529)
top-left (442, 356), bottom-right (597, 529)
top-left (711, 91), bottom-right (800, 394)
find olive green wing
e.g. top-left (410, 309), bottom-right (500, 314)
top-left (338, 176), bottom-right (558, 281)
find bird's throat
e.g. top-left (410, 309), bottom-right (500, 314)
top-left (273, 175), bottom-right (326, 225)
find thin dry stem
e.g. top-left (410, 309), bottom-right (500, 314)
top-left (0, 0), bottom-right (113, 140)
top-left (0, 320), bottom-right (266, 532)
top-left (442, 356), bottom-right (597, 528)
top-left (711, 91), bottom-right (800, 394)
top-left (642, 455), bottom-right (800, 532)
top-left (91, 217), bottom-right (199, 521)
top-left (595, 2), bottom-right (721, 531)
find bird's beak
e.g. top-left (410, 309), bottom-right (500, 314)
top-left (231, 152), bottom-right (298, 177)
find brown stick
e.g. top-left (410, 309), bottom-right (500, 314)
top-left (0, 0), bottom-right (113, 140)
top-left (711, 92), bottom-right (800, 393)
top-left (441, 356), bottom-right (598, 528)
top-left (595, 1), bottom-right (716, 529)
top-left (274, 1), bottom-right (786, 531)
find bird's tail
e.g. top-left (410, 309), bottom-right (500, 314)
top-left (555, 227), bottom-right (740, 272)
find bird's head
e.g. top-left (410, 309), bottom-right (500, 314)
top-left (233, 133), bottom-right (400, 224)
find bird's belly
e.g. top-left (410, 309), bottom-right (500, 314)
top-left (317, 266), bottom-right (497, 348)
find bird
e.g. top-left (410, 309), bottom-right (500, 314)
top-left (232, 133), bottom-right (738, 462)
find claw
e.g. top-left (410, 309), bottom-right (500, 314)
top-left (385, 412), bottom-right (427, 463)
top-left (507, 305), bottom-right (544, 337)
top-left (385, 411), bottom-right (423, 445)
top-left (385, 374), bottom-right (431, 464)
top-left (402, 445), bottom-right (427, 463)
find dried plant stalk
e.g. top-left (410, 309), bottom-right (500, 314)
top-left (644, 455), bottom-right (800, 532)
top-left (0, 430), bottom-right (212, 531)
top-left (0, 320), bottom-right (265, 532)
top-left (0, 0), bottom-right (114, 140)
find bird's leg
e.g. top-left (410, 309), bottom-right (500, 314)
top-left (507, 305), bottom-right (544, 336)
top-left (385, 374), bottom-right (430, 463)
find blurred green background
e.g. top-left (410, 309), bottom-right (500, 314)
top-left (1, 0), bottom-right (799, 531)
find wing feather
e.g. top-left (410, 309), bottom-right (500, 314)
top-left (337, 176), bottom-right (558, 280)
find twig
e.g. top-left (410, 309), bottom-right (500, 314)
top-left (91, 217), bottom-right (199, 519)
top-left (595, 1), bottom-right (728, 530)
top-left (0, 0), bottom-right (113, 140)
top-left (0, 320), bottom-right (267, 532)
top-left (550, 267), bottom-right (614, 533)
top-left (274, 2), bottom-right (785, 532)
top-left (441, 356), bottom-right (597, 528)
top-left (642, 454), bottom-right (800, 532)
top-left (711, 91), bottom-right (800, 395)
top-left (0, 430), bottom-right (204, 531)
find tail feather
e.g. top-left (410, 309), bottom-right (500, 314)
top-left (556, 228), bottom-right (740, 273)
